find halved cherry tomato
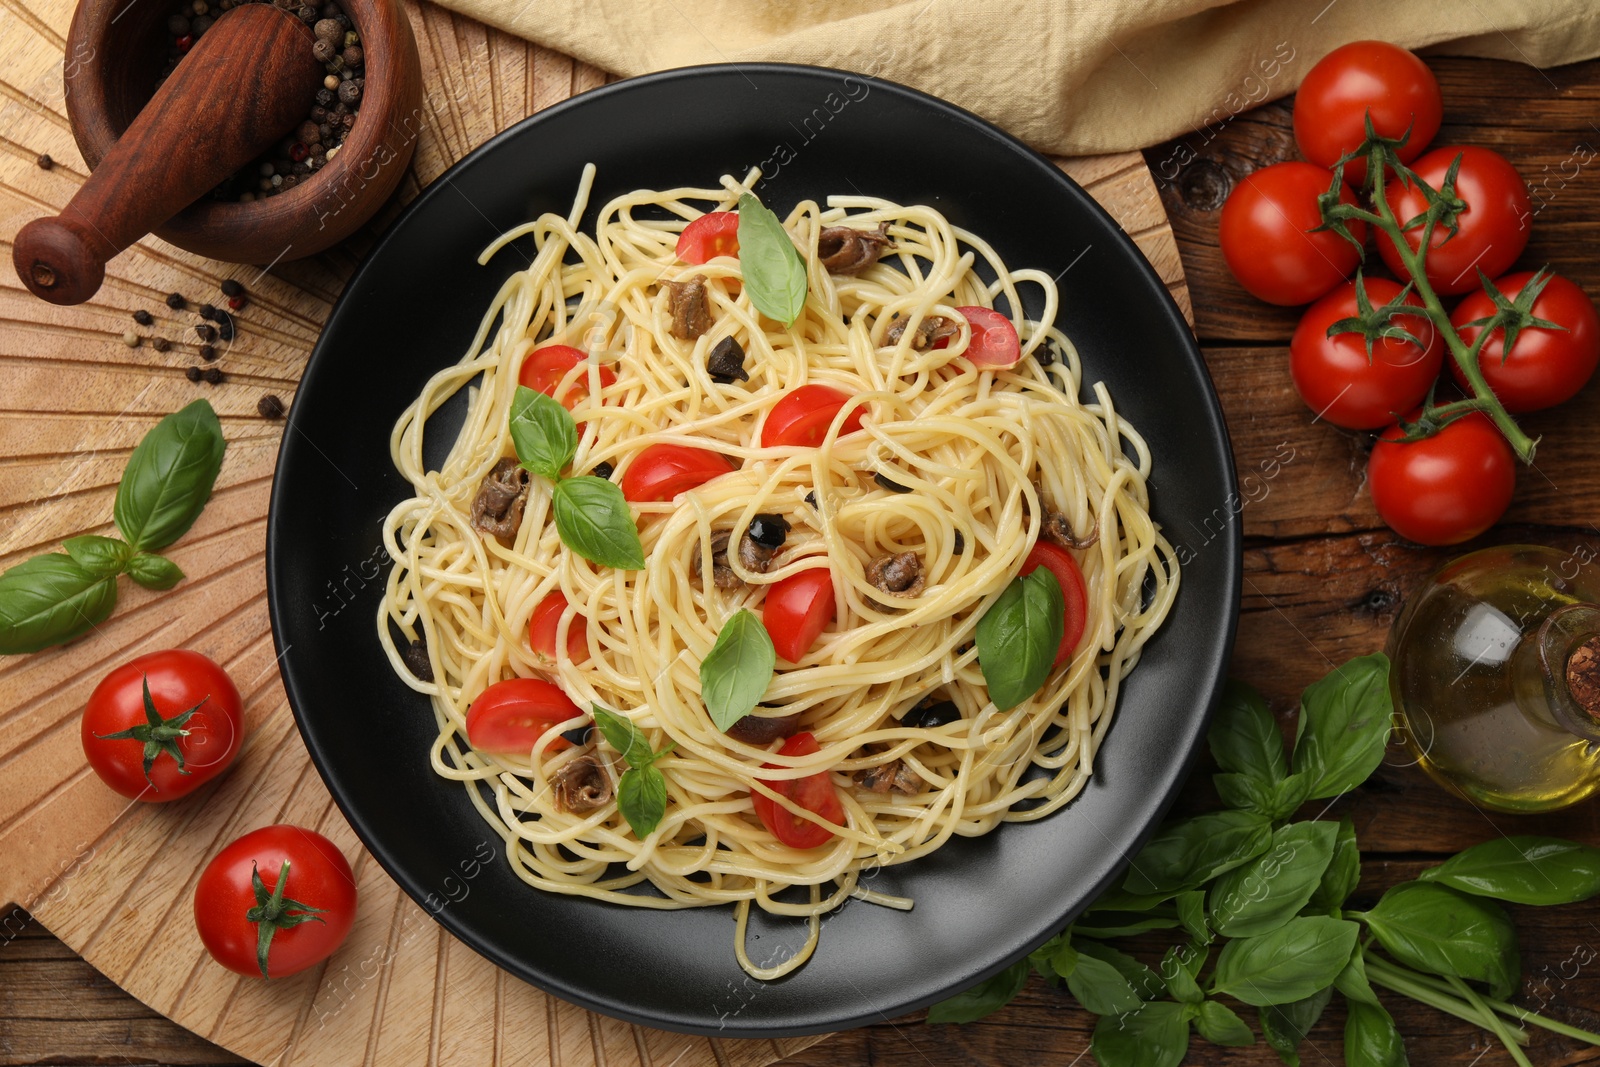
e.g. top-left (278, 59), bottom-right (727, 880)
top-left (1368, 411), bottom-right (1516, 546)
top-left (518, 345), bottom-right (616, 410)
top-left (763, 569), bottom-right (836, 663)
top-left (677, 211), bottom-right (740, 264)
top-left (620, 443), bottom-right (734, 502)
top-left (1449, 271), bottom-right (1600, 413)
top-left (751, 732), bottom-right (845, 849)
top-left (1376, 146), bottom-right (1531, 296)
top-left (529, 590), bottom-right (589, 666)
top-left (1289, 277), bottom-right (1443, 430)
top-left (953, 306), bottom-right (1021, 368)
top-left (465, 677), bottom-right (581, 756)
top-left (1219, 162), bottom-right (1366, 306)
top-left (1018, 540), bottom-right (1089, 669)
top-left (1293, 41), bottom-right (1442, 184)
top-left (759, 384), bottom-right (865, 448)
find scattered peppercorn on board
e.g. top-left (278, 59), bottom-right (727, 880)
top-left (0, 4), bottom-right (1187, 1066)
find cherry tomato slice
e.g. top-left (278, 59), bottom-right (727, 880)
top-left (676, 211), bottom-right (740, 264)
top-left (518, 345), bottom-right (617, 411)
top-left (1376, 146), bottom-right (1531, 296)
top-left (751, 732), bottom-right (845, 849)
top-left (1019, 540), bottom-right (1089, 669)
top-left (953, 306), bottom-right (1021, 368)
top-left (620, 443), bottom-right (735, 502)
top-left (529, 590), bottom-right (589, 666)
top-left (763, 568), bottom-right (836, 663)
top-left (1368, 411), bottom-right (1516, 546)
top-left (1289, 277), bottom-right (1443, 430)
top-left (1293, 41), bottom-right (1442, 184)
top-left (466, 677), bottom-right (581, 756)
top-left (760, 384), bottom-right (865, 448)
top-left (1449, 271), bottom-right (1600, 413)
top-left (1219, 162), bottom-right (1366, 306)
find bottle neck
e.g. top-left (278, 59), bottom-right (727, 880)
top-left (1529, 603), bottom-right (1600, 743)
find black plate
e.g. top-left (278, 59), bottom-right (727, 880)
top-left (267, 64), bottom-right (1239, 1037)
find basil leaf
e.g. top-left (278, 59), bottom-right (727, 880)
top-left (1290, 653), bottom-right (1393, 800)
top-left (126, 552), bottom-right (184, 591)
top-left (63, 535), bottom-right (132, 579)
top-left (1088, 885), bottom-right (1175, 914)
top-left (977, 567), bottom-right (1064, 712)
top-left (1175, 890), bottom-right (1210, 944)
top-left (1029, 933), bottom-right (1074, 982)
top-left (1344, 1000), bottom-right (1408, 1067)
top-left (926, 959), bottom-right (1029, 1024)
top-left (509, 385), bottom-right (578, 482)
top-left (0, 554), bottom-right (118, 654)
top-left (551, 476), bottom-right (645, 570)
top-left (1067, 951), bottom-right (1145, 1015)
top-left (114, 399), bottom-right (225, 552)
top-left (736, 192), bottom-right (807, 327)
top-left (1160, 946), bottom-right (1204, 1004)
top-left (1091, 1001), bottom-right (1192, 1067)
top-left (1214, 772), bottom-right (1275, 815)
top-left (616, 764), bottom-right (668, 838)
top-left (1307, 815), bottom-right (1361, 912)
top-left (1417, 835), bottom-right (1600, 905)
top-left (1072, 912), bottom-right (1181, 939)
top-left (1211, 680), bottom-right (1287, 783)
top-left (592, 706), bottom-right (655, 768)
top-left (1258, 986), bottom-right (1332, 1066)
top-left (1357, 881), bottom-right (1519, 998)
top-left (1077, 940), bottom-right (1165, 1001)
top-left (1123, 809), bottom-right (1274, 896)
top-left (1194, 1000), bottom-right (1256, 1047)
top-left (1335, 946), bottom-right (1381, 1007)
top-left (1210, 916), bottom-right (1359, 1006)
top-left (1210, 821), bottom-right (1339, 938)
top-left (700, 609), bottom-right (776, 731)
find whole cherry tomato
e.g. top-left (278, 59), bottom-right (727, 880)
top-left (1376, 146), bottom-right (1531, 296)
top-left (1289, 277), bottom-right (1444, 429)
top-left (466, 677), bottom-right (582, 756)
top-left (81, 649), bottom-right (243, 801)
top-left (759, 384), bottom-right (866, 448)
top-left (529, 590), bottom-right (589, 666)
top-left (676, 211), bottom-right (740, 264)
top-left (762, 568), bottom-right (836, 663)
top-left (1018, 540), bottom-right (1089, 669)
top-left (518, 345), bottom-right (616, 411)
top-left (1293, 41), bottom-right (1442, 184)
top-left (750, 732), bottom-right (845, 849)
top-left (1219, 162), bottom-right (1366, 306)
top-left (194, 825), bottom-right (356, 978)
top-left (620, 443), bottom-right (735, 502)
top-left (1449, 271), bottom-right (1600, 413)
top-left (1368, 411), bottom-right (1516, 546)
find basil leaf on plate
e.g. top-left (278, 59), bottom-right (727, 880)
top-left (1066, 951), bottom-right (1145, 1015)
top-left (1091, 1000), bottom-right (1193, 1067)
top-left (1122, 809), bottom-right (1273, 896)
top-left (700, 609), bottom-right (776, 731)
top-left (1210, 820), bottom-right (1338, 938)
top-left (1290, 652), bottom-right (1393, 800)
top-left (1258, 985), bottom-right (1333, 1066)
top-left (1210, 916), bottom-right (1359, 1006)
top-left (926, 958), bottom-right (1030, 1024)
top-left (126, 552), bottom-right (184, 591)
top-left (592, 706), bottom-right (656, 768)
top-left (114, 399), bottom-right (225, 552)
top-left (1194, 1000), bottom-right (1256, 1047)
top-left (63, 535), bottom-right (132, 579)
top-left (616, 762), bottom-right (668, 838)
top-left (1307, 814), bottom-right (1361, 912)
top-left (1344, 999), bottom-right (1408, 1067)
top-left (736, 192), bottom-right (808, 327)
top-left (0, 553), bottom-right (118, 654)
top-left (1211, 680), bottom-right (1287, 783)
top-left (509, 385), bottom-right (578, 482)
top-left (551, 476), bottom-right (645, 570)
top-left (1355, 881), bottom-right (1519, 998)
top-left (1417, 835), bottom-right (1600, 905)
top-left (977, 567), bottom-right (1064, 712)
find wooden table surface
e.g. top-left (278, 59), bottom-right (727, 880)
top-left (5, 52), bottom-right (1600, 1067)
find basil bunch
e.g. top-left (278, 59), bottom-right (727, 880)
top-left (931, 653), bottom-right (1600, 1067)
top-left (508, 386), bottom-right (644, 570)
top-left (592, 706), bottom-right (676, 837)
top-left (0, 399), bottom-right (225, 654)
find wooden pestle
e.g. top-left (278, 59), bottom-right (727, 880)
top-left (14, 4), bottom-right (322, 305)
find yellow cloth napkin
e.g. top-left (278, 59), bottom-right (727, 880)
top-left (429, 0), bottom-right (1600, 155)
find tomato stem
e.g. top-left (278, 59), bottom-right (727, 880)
top-left (91, 675), bottom-right (206, 788)
top-left (245, 860), bottom-right (327, 979)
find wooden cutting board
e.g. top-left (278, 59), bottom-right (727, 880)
top-left (0, 1), bottom-right (1190, 1063)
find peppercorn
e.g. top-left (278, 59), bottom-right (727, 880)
top-left (167, 13), bottom-right (190, 33)
top-left (199, 344), bottom-right (217, 361)
top-left (315, 87), bottom-right (335, 107)
top-left (317, 122), bottom-right (334, 142)
top-left (191, 0), bottom-right (207, 14)
top-left (152, 337), bottom-right (171, 353)
top-left (344, 29), bottom-right (359, 48)
top-left (191, 14), bottom-right (213, 35)
top-left (314, 16), bottom-right (342, 40)
top-left (297, 5), bottom-right (317, 23)
top-left (337, 80), bottom-right (360, 105)
top-left (199, 303), bottom-right (218, 321)
top-left (340, 112), bottom-right (355, 129)
top-left (258, 394), bottom-right (286, 419)
top-left (194, 322), bottom-right (216, 342)
top-left (186, 365), bottom-right (203, 382)
top-left (342, 45), bottom-right (362, 67)
top-left (216, 316), bottom-right (235, 342)
top-left (323, 74), bottom-right (340, 91)
top-left (175, 34), bottom-right (193, 52)
top-left (36, 153), bottom-right (52, 170)
top-left (132, 309), bottom-right (154, 326)
top-left (220, 278), bottom-right (243, 298)
top-left (312, 38), bottom-right (336, 63)
top-left (203, 367), bottom-right (224, 385)
top-left (166, 292), bottom-right (185, 309)
top-left (121, 330), bottom-right (140, 348)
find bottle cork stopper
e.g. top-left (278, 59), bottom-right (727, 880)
top-left (1563, 635), bottom-right (1600, 722)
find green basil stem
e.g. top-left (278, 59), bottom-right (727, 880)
top-left (1360, 957), bottom-right (1527, 1045)
top-left (1365, 954), bottom-right (1600, 1047)
top-left (1446, 975), bottom-right (1536, 1067)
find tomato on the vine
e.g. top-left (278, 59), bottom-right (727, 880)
top-left (1219, 162), bottom-right (1366, 306)
top-left (1449, 271), bottom-right (1600, 413)
top-left (81, 649), bottom-right (243, 801)
top-left (763, 568), bottom-right (836, 663)
top-left (1376, 146), bottom-right (1531, 296)
top-left (676, 211), bottom-right (739, 264)
top-left (620, 443), bottom-right (735, 502)
top-left (518, 345), bottom-right (616, 411)
top-left (1018, 540), bottom-right (1089, 669)
top-left (1368, 411), bottom-right (1516, 546)
top-left (759, 384), bottom-right (865, 448)
top-left (194, 825), bottom-right (356, 979)
top-left (529, 590), bottom-right (589, 666)
top-left (1289, 277), bottom-right (1444, 430)
top-left (466, 677), bottom-right (582, 756)
top-left (1293, 41), bottom-right (1442, 183)
top-left (750, 732), bottom-right (845, 849)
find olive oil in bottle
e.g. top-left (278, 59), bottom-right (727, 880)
top-left (1387, 544), bottom-right (1600, 813)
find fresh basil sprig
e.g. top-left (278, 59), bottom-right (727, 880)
top-left (976, 567), bottom-right (1064, 712)
top-left (699, 609), bottom-right (776, 731)
top-left (736, 191), bottom-right (808, 327)
top-left (591, 706), bottom-right (676, 838)
top-left (507, 385), bottom-right (644, 571)
top-left (0, 399), bottom-right (224, 655)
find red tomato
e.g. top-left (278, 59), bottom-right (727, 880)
top-left (1449, 271), bottom-right (1600, 413)
top-left (751, 732), bottom-right (845, 849)
top-left (759, 384), bottom-right (865, 448)
top-left (620, 443), bottom-right (734, 502)
top-left (1219, 162), bottom-right (1366, 306)
top-left (1017, 540), bottom-right (1089, 669)
top-left (953, 306), bottom-right (1021, 368)
top-left (763, 568), bottom-right (836, 663)
top-left (518, 345), bottom-right (616, 410)
top-left (466, 677), bottom-right (581, 756)
top-left (80, 649), bottom-right (243, 801)
top-left (194, 825), bottom-right (356, 979)
top-left (1293, 41), bottom-right (1442, 184)
top-left (676, 211), bottom-right (740, 264)
top-left (1368, 411), bottom-right (1516, 546)
top-left (1376, 146), bottom-right (1531, 296)
top-left (529, 590), bottom-right (590, 666)
top-left (1289, 278), bottom-right (1444, 429)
